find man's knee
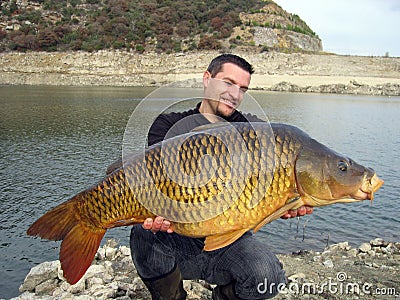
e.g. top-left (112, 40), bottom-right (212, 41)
top-left (235, 256), bottom-right (286, 298)
top-left (228, 238), bottom-right (286, 299)
top-left (129, 225), bottom-right (176, 279)
top-left (251, 260), bottom-right (286, 298)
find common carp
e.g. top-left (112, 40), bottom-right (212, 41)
top-left (27, 122), bottom-right (384, 285)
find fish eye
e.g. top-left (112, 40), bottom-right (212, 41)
top-left (338, 160), bottom-right (348, 172)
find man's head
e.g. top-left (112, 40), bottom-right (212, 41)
top-left (206, 54), bottom-right (255, 77)
top-left (201, 54), bottom-right (254, 121)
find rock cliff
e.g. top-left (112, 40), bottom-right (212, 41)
top-left (1, 50), bottom-right (400, 96)
top-left (239, 2), bottom-right (322, 52)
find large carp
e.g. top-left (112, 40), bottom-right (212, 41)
top-left (27, 122), bottom-right (383, 285)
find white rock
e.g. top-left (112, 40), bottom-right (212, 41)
top-left (103, 260), bottom-right (113, 273)
top-left (321, 250), bottom-right (332, 256)
top-left (359, 242), bottom-right (372, 253)
top-left (288, 273), bottom-right (306, 283)
top-left (96, 247), bottom-right (106, 260)
top-left (72, 295), bottom-right (95, 300)
top-left (347, 249), bottom-right (358, 257)
top-left (52, 291), bottom-right (75, 299)
top-left (326, 242), bottom-right (350, 252)
top-left (370, 238), bottom-right (385, 246)
top-left (103, 273), bottom-right (115, 284)
top-left (104, 239), bottom-right (118, 248)
top-left (87, 283), bottom-right (104, 293)
top-left (382, 244), bottom-right (394, 255)
top-left (323, 259), bottom-right (334, 268)
top-left (119, 245), bottom-right (131, 256)
top-left (313, 255), bottom-right (322, 262)
top-left (118, 256), bottom-right (135, 270)
top-left (86, 277), bottom-right (104, 289)
top-left (92, 287), bottom-right (116, 298)
top-left (104, 245), bottom-right (118, 259)
top-left (19, 260), bottom-right (60, 292)
top-left (14, 291), bottom-right (40, 299)
top-left (84, 264), bottom-right (108, 280)
top-left (358, 252), bottom-right (367, 259)
top-left (35, 278), bottom-right (59, 295)
top-left (67, 278), bottom-right (86, 294)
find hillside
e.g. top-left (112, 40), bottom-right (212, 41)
top-left (0, 0), bottom-right (322, 53)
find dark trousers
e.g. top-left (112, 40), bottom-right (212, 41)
top-left (130, 225), bottom-right (286, 299)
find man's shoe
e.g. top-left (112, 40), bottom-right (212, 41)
top-left (212, 282), bottom-right (243, 300)
top-left (141, 265), bottom-right (187, 300)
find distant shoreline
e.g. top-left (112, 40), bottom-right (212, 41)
top-left (1, 50), bottom-right (400, 95)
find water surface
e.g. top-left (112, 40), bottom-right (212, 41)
top-left (1, 86), bottom-right (399, 298)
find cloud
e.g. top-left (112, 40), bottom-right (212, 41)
top-left (274, 0), bottom-right (400, 56)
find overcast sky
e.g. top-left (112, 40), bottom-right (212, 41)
top-left (274, 0), bottom-right (400, 57)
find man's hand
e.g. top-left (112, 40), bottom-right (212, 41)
top-left (143, 216), bottom-right (174, 234)
top-left (281, 206), bottom-right (313, 219)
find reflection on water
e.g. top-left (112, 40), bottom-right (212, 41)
top-left (1, 86), bottom-right (399, 298)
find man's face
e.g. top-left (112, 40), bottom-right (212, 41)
top-left (203, 63), bottom-right (251, 118)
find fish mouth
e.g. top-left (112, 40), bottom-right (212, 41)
top-left (355, 173), bottom-right (384, 201)
top-left (300, 173), bottom-right (384, 206)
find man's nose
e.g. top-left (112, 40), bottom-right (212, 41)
top-left (228, 84), bottom-right (241, 99)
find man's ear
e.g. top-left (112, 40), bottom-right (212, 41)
top-left (203, 71), bottom-right (211, 88)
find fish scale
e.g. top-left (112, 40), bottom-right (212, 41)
top-left (27, 122), bottom-right (384, 285)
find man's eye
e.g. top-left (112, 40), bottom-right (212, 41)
top-left (223, 81), bottom-right (247, 94)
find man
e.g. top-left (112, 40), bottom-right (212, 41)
top-left (129, 54), bottom-right (313, 299)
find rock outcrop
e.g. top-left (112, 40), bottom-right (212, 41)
top-left (239, 2), bottom-right (322, 52)
top-left (14, 238), bottom-right (400, 299)
top-left (1, 50), bottom-right (400, 96)
top-left (269, 80), bottom-right (400, 96)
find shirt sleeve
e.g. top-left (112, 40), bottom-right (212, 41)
top-left (147, 114), bottom-right (175, 146)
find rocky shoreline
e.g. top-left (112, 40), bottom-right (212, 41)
top-left (14, 238), bottom-right (399, 300)
top-left (1, 50), bottom-right (400, 96)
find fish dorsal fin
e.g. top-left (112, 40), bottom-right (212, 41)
top-left (106, 157), bottom-right (123, 175)
top-left (191, 122), bottom-right (231, 132)
top-left (204, 229), bottom-right (248, 251)
top-left (253, 198), bottom-right (304, 233)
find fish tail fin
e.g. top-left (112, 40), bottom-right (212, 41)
top-left (27, 195), bottom-right (105, 284)
top-left (60, 222), bottom-right (105, 284)
top-left (27, 197), bottom-right (79, 241)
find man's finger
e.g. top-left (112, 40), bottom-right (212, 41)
top-left (143, 218), bottom-right (153, 230)
top-left (296, 206), bottom-right (307, 216)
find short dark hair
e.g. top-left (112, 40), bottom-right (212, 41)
top-left (207, 54), bottom-right (254, 77)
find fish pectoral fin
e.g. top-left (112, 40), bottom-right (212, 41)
top-left (107, 217), bottom-right (145, 228)
top-left (253, 199), bottom-right (303, 233)
top-left (204, 229), bottom-right (248, 251)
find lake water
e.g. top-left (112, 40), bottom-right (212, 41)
top-left (1, 85), bottom-right (399, 298)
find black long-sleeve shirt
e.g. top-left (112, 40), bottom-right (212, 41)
top-left (147, 102), bottom-right (262, 146)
